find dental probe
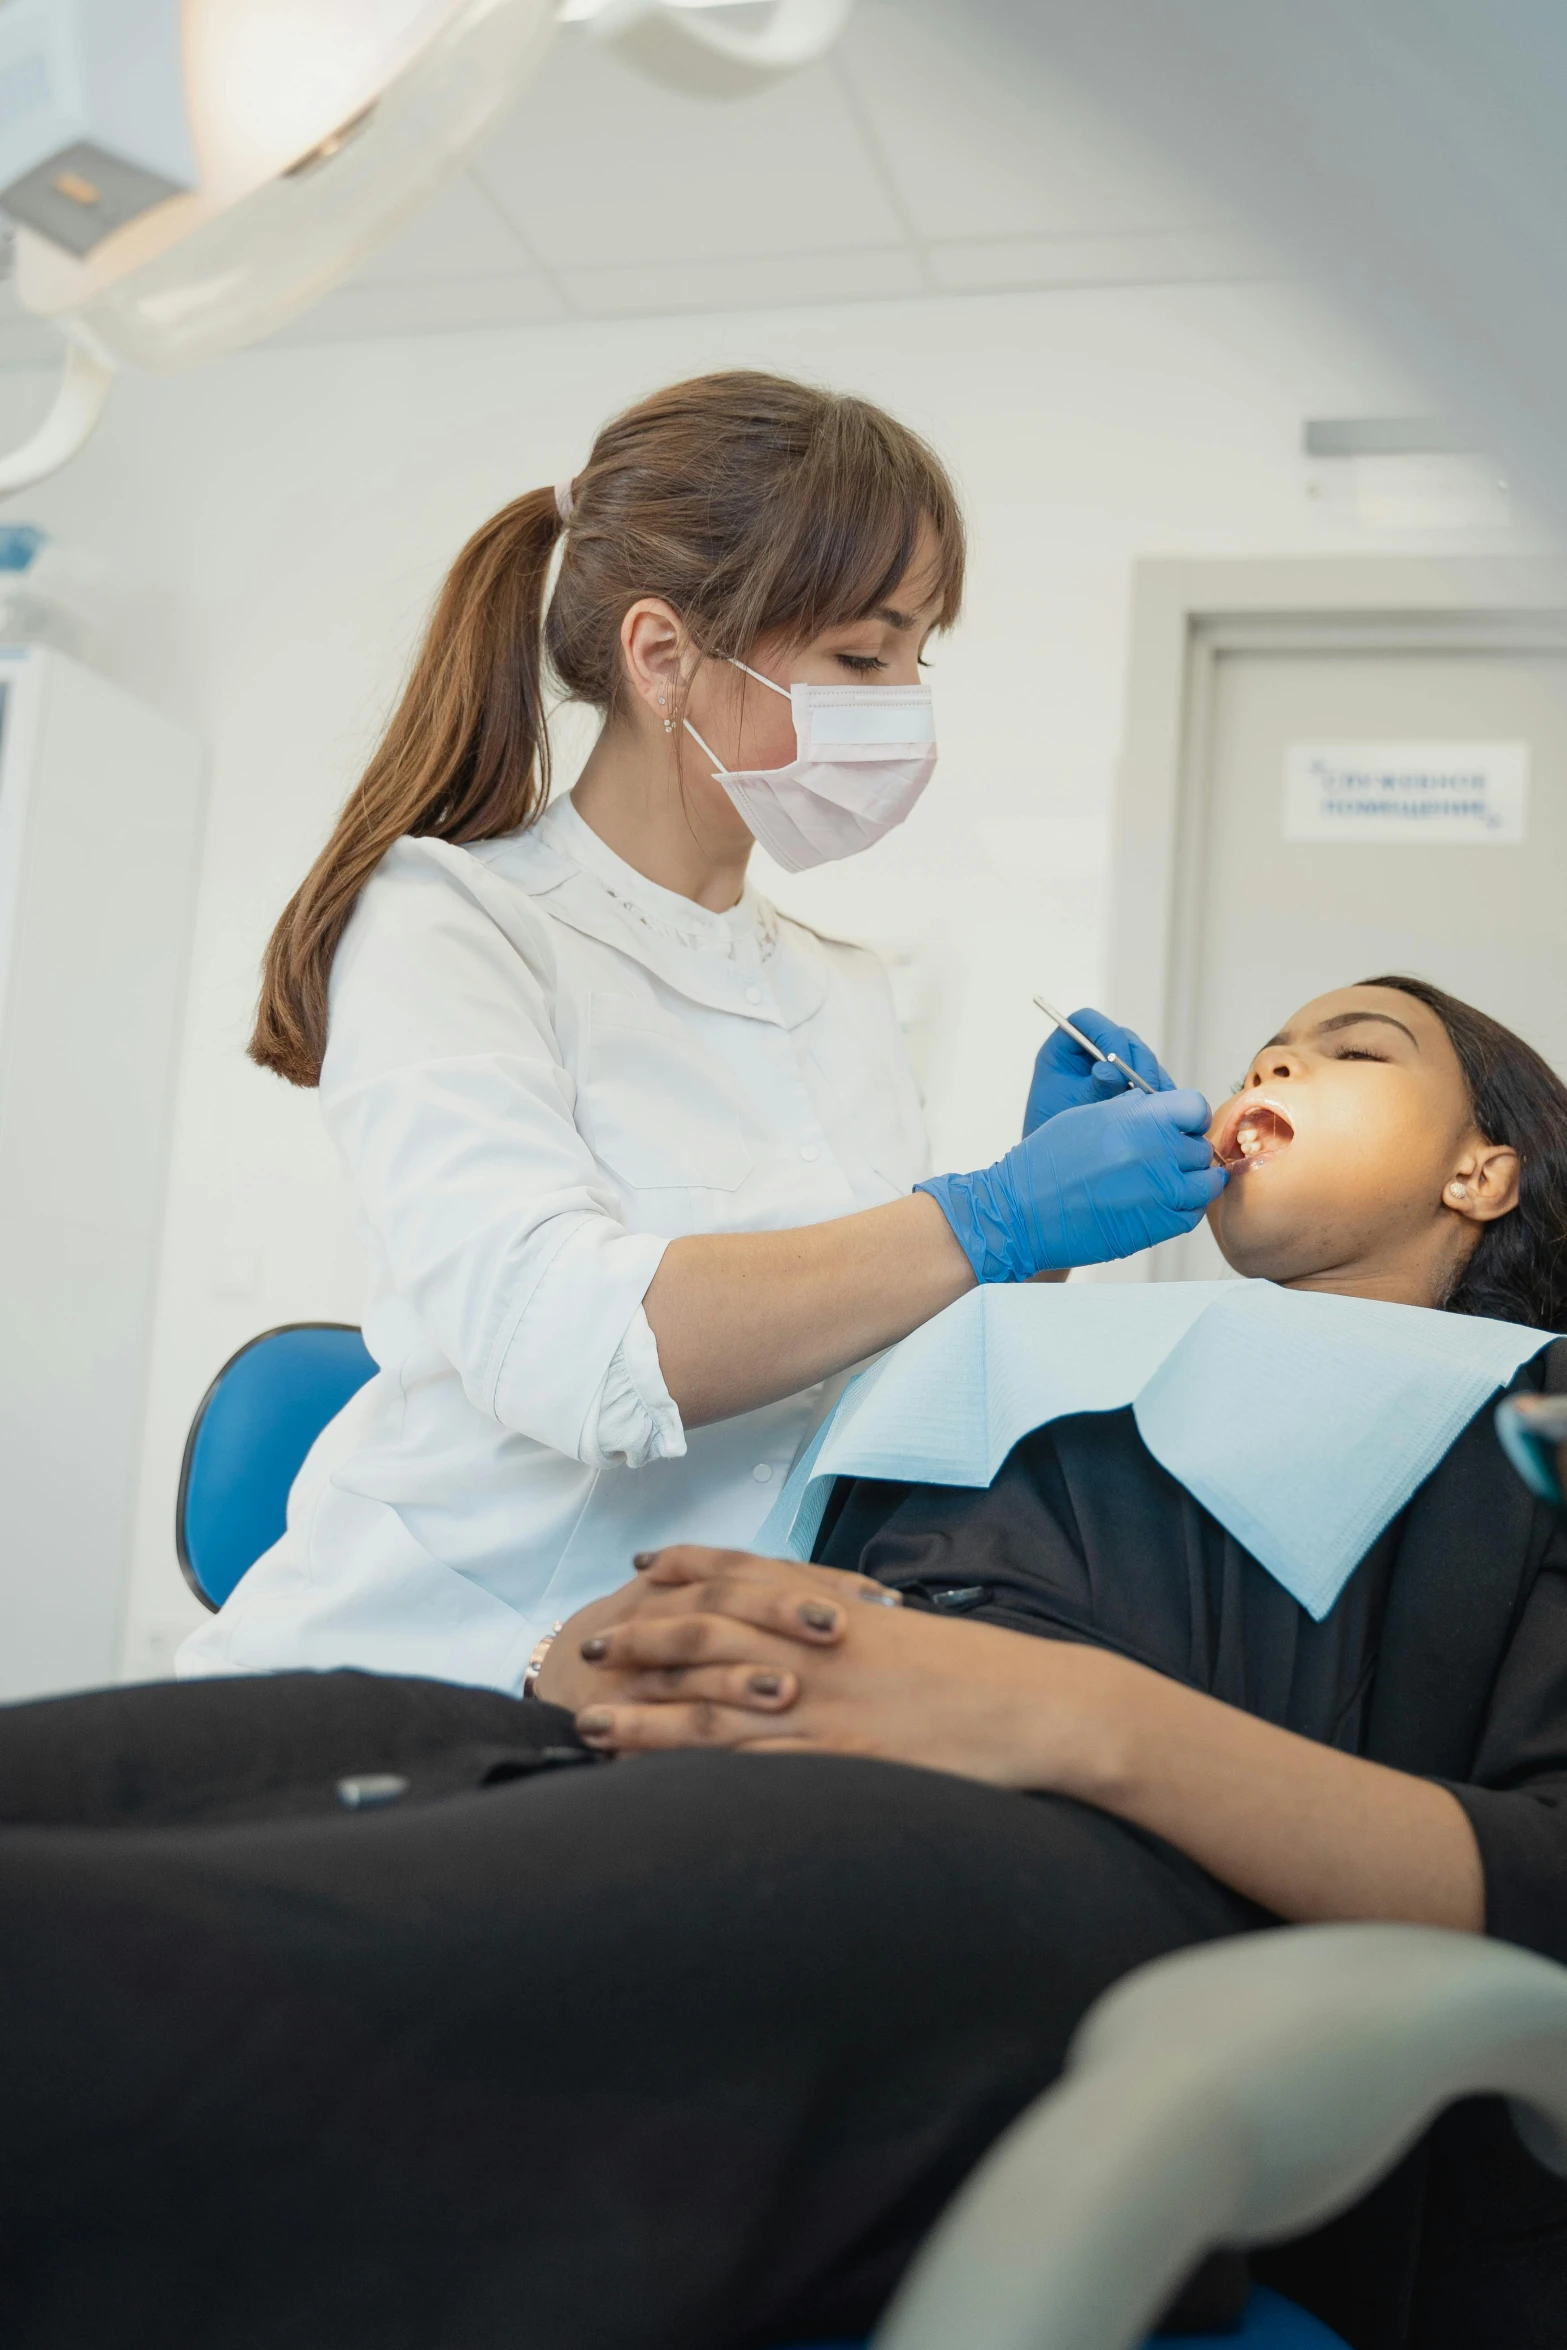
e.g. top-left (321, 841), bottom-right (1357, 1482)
top-left (1032, 997), bottom-right (1157, 1094)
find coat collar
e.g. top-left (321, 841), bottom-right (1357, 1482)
top-left (456, 800), bottom-right (829, 1028)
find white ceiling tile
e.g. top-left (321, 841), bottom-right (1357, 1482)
top-left (472, 28), bottom-right (908, 270)
top-left (837, 0), bottom-right (1232, 245)
top-left (928, 230), bottom-right (1276, 295)
top-left (269, 273), bottom-right (565, 347)
top-left (49, 4), bottom-right (1281, 356)
top-left (559, 246), bottom-right (921, 318)
top-left (346, 169), bottom-right (535, 286)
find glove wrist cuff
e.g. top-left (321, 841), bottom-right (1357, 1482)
top-left (914, 1171), bottom-right (1018, 1285)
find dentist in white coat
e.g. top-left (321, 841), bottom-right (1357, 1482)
top-left (179, 371), bottom-right (1220, 1699)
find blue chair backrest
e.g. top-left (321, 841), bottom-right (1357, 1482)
top-left (176, 1322), bottom-right (376, 1611)
top-left (778, 2285), bottom-right (1344, 2348)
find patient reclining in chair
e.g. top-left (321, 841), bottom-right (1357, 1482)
top-left (569, 974), bottom-right (1567, 1962)
top-left (549, 974), bottom-right (1567, 2343)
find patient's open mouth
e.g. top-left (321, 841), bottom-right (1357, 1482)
top-left (1213, 1092), bottom-right (1296, 1171)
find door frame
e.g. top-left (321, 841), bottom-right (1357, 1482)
top-left (1105, 554), bottom-right (1567, 1085)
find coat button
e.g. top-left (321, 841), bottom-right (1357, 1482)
top-left (752, 1463), bottom-right (774, 1483)
top-left (799, 1143), bottom-right (819, 1162)
top-left (745, 984), bottom-right (764, 1005)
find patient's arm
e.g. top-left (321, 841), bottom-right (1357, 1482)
top-left (1062, 1653), bottom-right (1483, 1932)
top-left (575, 1549), bottom-right (1484, 1934)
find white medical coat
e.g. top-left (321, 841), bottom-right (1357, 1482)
top-left (177, 796), bottom-right (928, 1692)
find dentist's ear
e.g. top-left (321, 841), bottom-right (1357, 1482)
top-left (1444, 1141), bottom-right (1521, 1224)
top-left (620, 597), bottom-right (696, 723)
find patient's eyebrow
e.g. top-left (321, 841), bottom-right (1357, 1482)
top-left (1313, 1011), bottom-right (1420, 1047)
top-left (1259, 1010), bottom-right (1421, 1051)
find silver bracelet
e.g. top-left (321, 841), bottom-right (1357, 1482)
top-left (522, 1619), bottom-right (565, 1701)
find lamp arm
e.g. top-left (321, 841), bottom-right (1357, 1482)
top-left (589, 0), bottom-right (854, 97)
top-left (0, 340), bottom-right (113, 497)
top-left (872, 1924), bottom-right (1567, 2350)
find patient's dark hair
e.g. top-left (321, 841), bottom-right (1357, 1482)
top-left (1360, 975), bottom-right (1567, 1329)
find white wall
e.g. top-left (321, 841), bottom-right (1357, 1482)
top-left (0, 276), bottom-right (1494, 1681)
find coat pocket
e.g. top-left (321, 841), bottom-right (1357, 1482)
top-left (580, 993), bottom-right (752, 1193)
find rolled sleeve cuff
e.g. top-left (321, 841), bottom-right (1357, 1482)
top-left (583, 1304), bottom-right (686, 1471)
top-left (489, 1216), bottom-right (675, 1463)
top-left (1445, 1779), bottom-right (1567, 1966)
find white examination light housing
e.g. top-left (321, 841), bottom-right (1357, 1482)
top-left (14, 2), bottom-right (555, 373)
top-left (0, 0), bottom-right (857, 493)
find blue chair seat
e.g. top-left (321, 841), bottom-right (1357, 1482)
top-left (176, 1322), bottom-right (376, 1610)
top-left (779, 2283), bottom-right (1346, 2348)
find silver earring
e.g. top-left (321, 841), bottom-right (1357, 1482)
top-left (1450, 1181), bottom-right (1469, 1198)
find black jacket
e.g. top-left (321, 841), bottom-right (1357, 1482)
top-left (813, 1338), bottom-right (1567, 2349)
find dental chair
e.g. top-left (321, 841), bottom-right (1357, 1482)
top-left (853, 1921), bottom-right (1567, 2350)
top-left (176, 1321), bottom-right (375, 1608)
top-left (175, 1337), bottom-right (1567, 2348)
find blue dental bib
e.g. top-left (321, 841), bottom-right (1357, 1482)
top-left (758, 1282), bottom-right (1556, 1620)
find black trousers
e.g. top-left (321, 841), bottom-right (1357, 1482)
top-left (0, 1672), bottom-right (1256, 2350)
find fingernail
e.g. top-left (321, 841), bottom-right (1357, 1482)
top-left (632, 1551), bottom-right (655, 1569)
top-left (799, 1601), bottom-right (839, 1633)
top-left (857, 1587), bottom-right (902, 1606)
top-left (577, 1709), bottom-right (613, 1738)
top-left (579, 1634), bottom-right (608, 1660)
top-left (749, 1671), bottom-right (783, 1697)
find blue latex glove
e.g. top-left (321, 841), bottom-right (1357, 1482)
top-left (918, 1087), bottom-right (1226, 1279)
top-left (1024, 1006), bottom-right (1175, 1136)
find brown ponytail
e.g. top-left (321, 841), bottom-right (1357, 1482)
top-left (249, 486), bottom-right (562, 1085)
top-left (251, 371), bottom-right (965, 1086)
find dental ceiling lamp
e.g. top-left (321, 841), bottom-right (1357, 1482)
top-left (0, 0), bottom-right (853, 494)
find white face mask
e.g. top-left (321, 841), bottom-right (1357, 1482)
top-left (683, 660), bottom-right (937, 873)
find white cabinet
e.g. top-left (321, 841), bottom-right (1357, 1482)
top-left (0, 648), bottom-right (202, 1699)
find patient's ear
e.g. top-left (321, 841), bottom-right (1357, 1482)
top-left (1443, 1140), bottom-right (1521, 1226)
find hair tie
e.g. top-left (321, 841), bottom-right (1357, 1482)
top-left (554, 478), bottom-right (576, 525)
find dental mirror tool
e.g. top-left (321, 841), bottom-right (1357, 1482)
top-left (1032, 997), bottom-right (1157, 1094)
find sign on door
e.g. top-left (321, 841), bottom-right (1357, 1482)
top-left (1283, 740), bottom-right (1529, 844)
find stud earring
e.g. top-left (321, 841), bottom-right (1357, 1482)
top-left (1450, 1181), bottom-right (1470, 1199)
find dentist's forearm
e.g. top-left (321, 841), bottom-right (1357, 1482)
top-left (642, 1088), bottom-right (1218, 1426)
top-left (1064, 1659), bottom-right (1485, 1932)
top-left (643, 1193), bottom-right (974, 1425)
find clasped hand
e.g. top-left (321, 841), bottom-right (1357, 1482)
top-left (534, 1545), bottom-right (1129, 1793)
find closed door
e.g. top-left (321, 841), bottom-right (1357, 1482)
top-left (1162, 628), bottom-right (1567, 1277)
